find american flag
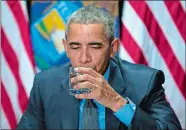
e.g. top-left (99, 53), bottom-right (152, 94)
top-left (1, 1), bottom-right (35, 129)
top-left (119, 1), bottom-right (185, 128)
top-left (1, 0), bottom-right (185, 129)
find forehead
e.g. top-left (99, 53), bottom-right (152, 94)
top-left (67, 23), bottom-right (107, 41)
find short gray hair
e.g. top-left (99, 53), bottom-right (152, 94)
top-left (65, 6), bottom-right (115, 42)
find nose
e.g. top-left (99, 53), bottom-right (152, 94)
top-left (79, 48), bottom-right (91, 64)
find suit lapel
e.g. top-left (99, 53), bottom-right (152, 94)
top-left (108, 58), bottom-right (127, 94)
top-left (106, 58), bottom-right (128, 129)
top-left (57, 65), bottom-right (79, 129)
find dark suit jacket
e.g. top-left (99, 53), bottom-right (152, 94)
top-left (17, 56), bottom-right (181, 129)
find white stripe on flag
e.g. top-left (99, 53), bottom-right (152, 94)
top-left (119, 43), bottom-right (134, 63)
top-left (1, 108), bottom-right (10, 129)
top-left (19, 50), bottom-right (35, 97)
top-left (1, 2), bottom-right (34, 96)
top-left (122, 1), bottom-right (185, 128)
top-left (146, 1), bottom-right (185, 71)
top-left (19, 1), bottom-right (28, 21)
top-left (180, 0), bottom-right (186, 12)
top-left (1, 53), bottom-right (23, 122)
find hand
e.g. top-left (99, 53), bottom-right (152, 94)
top-left (71, 67), bottom-right (128, 112)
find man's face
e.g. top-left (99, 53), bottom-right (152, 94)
top-left (63, 23), bottom-right (112, 74)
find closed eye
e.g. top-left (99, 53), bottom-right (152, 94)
top-left (71, 45), bottom-right (80, 49)
top-left (69, 42), bottom-right (81, 49)
top-left (90, 45), bottom-right (102, 49)
top-left (89, 42), bottom-right (103, 49)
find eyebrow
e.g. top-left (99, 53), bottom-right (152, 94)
top-left (88, 42), bottom-right (103, 46)
top-left (69, 42), bottom-right (103, 46)
top-left (69, 42), bottom-right (80, 45)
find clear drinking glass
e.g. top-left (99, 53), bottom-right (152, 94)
top-left (69, 67), bottom-right (91, 95)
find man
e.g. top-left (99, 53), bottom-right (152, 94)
top-left (17, 6), bottom-right (181, 129)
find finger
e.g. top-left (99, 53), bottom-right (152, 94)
top-left (74, 67), bottom-right (102, 78)
top-left (75, 85), bottom-right (100, 100)
top-left (75, 93), bottom-right (92, 99)
top-left (73, 81), bottom-right (94, 90)
top-left (71, 74), bottom-right (100, 85)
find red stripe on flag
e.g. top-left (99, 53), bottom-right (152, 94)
top-left (121, 24), bottom-right (148, 66)
top-left (164, 1), bottom-right (186, 43)
top-left (1, 29), bottom-right (29, 113)
top-left (1, 82), bottom-right (17, 129)
top-left (129, 1), bottom-right (186, 99)
top-left (6, 1), bottom-right (35, 70)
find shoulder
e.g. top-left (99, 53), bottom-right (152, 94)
top-left (111, 56), bottom-right (164, 80)
top-left (32, 62), bottom-right (71, 101)
top-left (33, 62), bottom-right (70, 93)
top-left (110, 56), bottom-right (165, 99)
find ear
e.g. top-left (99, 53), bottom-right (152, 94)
top-left (62, 39), bottom-right (69, 57)
top-left (110, 38), bottom-right (119, 57)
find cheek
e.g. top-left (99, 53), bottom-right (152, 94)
top-left (68, 52), bottom-right (80, 66)
top-left (91, 50), bottom-right (110, 69)
top-left (68, 48), bottom-right (81, 58)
